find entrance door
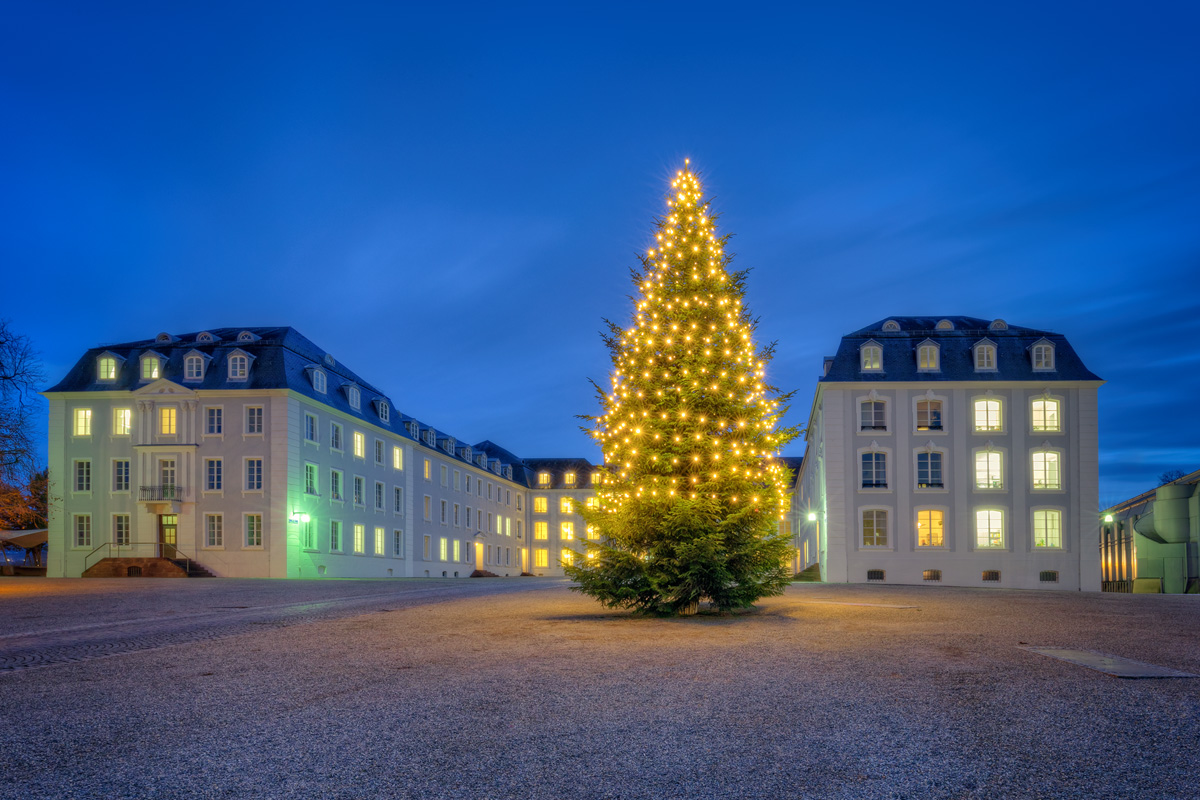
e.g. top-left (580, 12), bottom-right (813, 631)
top-left (159, 514), bottom-right (178, 559)
top-left (474, 542), bottom-right (483, 571)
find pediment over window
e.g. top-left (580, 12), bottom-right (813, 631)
top-left (132, 378), bottom-right (198, 397)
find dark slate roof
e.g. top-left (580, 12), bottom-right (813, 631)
top-left (822, 316), bottom-right (1102, 383)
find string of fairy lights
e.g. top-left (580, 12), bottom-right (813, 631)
top-left (591, 161), bottom-right (789, 520)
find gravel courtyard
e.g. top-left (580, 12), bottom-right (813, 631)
top-left (0, 578), bottom-right (1197, 800)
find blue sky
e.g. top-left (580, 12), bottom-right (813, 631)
top-left (2, 1), bottom-right (1197, 505)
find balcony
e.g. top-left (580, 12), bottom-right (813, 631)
top-left (140, 485), bottom-right (188, 502)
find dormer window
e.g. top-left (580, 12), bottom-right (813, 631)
top-left (406, 421), bottom-right (419, 438)
top-left (860, 343), bottom-right (882, 372)
top-left (935, 319), bottom-right (954, 330)
top-left (917, 342), bottom-right (939, 371)
top-left (97, 356), bottom-right (118, 381)
top-left (882, 320), bottom-right (901, 332)
top-left (988, 319), bottom-right (1008, 331)
top-left (564, 472), bottom-right (577, 487)
top-left (311, 369), bottom-right (327, 394)
top-left (197, 331), bottom-right (217, 343)
top-left (155, 332), bottom-right (178, 343)
top-left (184, 355), bottom-right (205, 381)
top-left (974, 341), bottom-right (997, 371)
top-left (140, 354), bottom-right (161, 381)
top-left (1031, 341), bottom-right (1055, 371)
top-left (538, 472), bottom-right (552, 488)
top-left (347, 385), bottom-right (361, 409)
top-left (237, 330), bottom-right (259, 343)
top-left (378, 400), bottom-right (390, 422)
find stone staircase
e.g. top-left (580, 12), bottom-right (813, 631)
top-left (83, 557), bottom-right (215, 578)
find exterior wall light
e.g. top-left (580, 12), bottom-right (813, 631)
top-left (807, 512), bottom-right (818, 522)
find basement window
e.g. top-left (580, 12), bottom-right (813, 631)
top-left (982, 570), bottom-right (1001, 583)
top-left (922, 569), bottom-right (942, 582)
top-left (866, 569), bottom-right (885, 582)
top-left (1039, 571), bottom-right (1059, 583)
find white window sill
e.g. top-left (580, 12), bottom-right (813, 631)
top-left (243, 490), bottom-right (265, 496)
top-left (202, 546), bottom-right (225, 551)
top-left (242, 545), bottom-right (264, 551)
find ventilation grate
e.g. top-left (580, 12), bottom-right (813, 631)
top-left (866, 569), bottom-right (885, 582)
top-left (922, 569), bottom-right (942, 582)
top-left (126, 565), bottom-right (142, 577)
top-left (982, 570), bottom-right (1001, 582)
top-left (1039, 570), bottom-right (1059, 583)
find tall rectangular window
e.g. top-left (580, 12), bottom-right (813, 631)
top-left (74, 514), bottom-right (92, 547)
top-left (245, 458), bottom-right (263, 490)
top-left (1031, 399), bottom-right (1061, 432)
top-left (205, 514), bottom-right (223, 547)
top-left (245, 406), bottom-right (263, 434)
top-left (973, 400), bottom-right (1002, 432)
top-left (1034, 510), bottom-right (1062, 548)
top-left (205, 407), bottom-right (222, 435)
top-left (916, 400), bottom-right (942, 431)
top-left (112, 514), bottom-right (131, 546)
top-left (245, 514), bottom-right (263, 547)
top-left (205, 458), bottom-right (222, 491)
top-left (305, 463), bottom-right (318, 495)
top-left (353, 432), bottom-right (365, 458)
top-left (1032, 452), bottom-right (1061, 489)
top-left (423, 495), bottom-right (431, 520)
top-left (354, 524), bottom-right (365, 554)
top-left (423, 535), bottom-right (431, 559)
top-left (861, 453), bottom-right (887, 488)
top-left (375, 481), bottom-right (385, 510)
top-left (440, 500), bottom-right (447, 524)
top-left (330, 423), bottom-right (342, 451)
top-left (393, 529), bottom-right (404, 557)
top-left (975, 509), bottom-right (1003, 548)
top-left (423, 459), bottom-right (431, 480)
top-left (916, 509), bottom-right (944, 547)
top-left (393, 446), bottom-right (403, 470)
top-left (534, 548), bottom-right (549, 568)
top-left (561, 522), bottom-right (574, 540)
top-left (860, 345), bottom-right (882, 371)
top-left (453, 469), bottom-right (460, 490)
top-left (113, 407), bottom-right (132, 436)
top-left (375, 440), bottom-right (384, 465)
top-left (394, 486), bottom-right (404, 514)
top-left (330, 470), bottom-right (343, 501)
top-left (330, 520), bottom-right (342, 551)
top-left (917, 452), bottom-right (943, 488)
top-left (74, 460), bottom-right (91, 492)
top-left (533, 497), bottom-right (548, 513)
top-left (975, 452), bottom-right (1003, 489)
top-left (302, 520), bottom-right (315, 550)
top-left (159, 407), bottom-right (176, 435)
top-left (112, 460), bottom-right (130, 492)
top-left (862, 509), bottom-right (888, 547)
top-left (73, 408), bottom-right (92, 436)
top-left (453, 539), bottom-right (461, 562)
top-left (534, 522), bottom-right (548, 540)
top-left (860, 401), bottom-right (886, 430)
top-left (354, 477), bottom-right (365, 506)
top-left (305, 413), bottom-right (317, 442)
top-left (560, 497), bottom-right (573, 514)
top-left (374, 527), bottom-right (385, 556)
top-left (439, 537), bottom-right (448, 561)
top-left (453, 503), bottom-right (460, 526)
top-left (440, 465), bottom-right (447, 486)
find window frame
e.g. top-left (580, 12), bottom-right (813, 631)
top-left (1031, 449), bottom-right (1064, 491)
top-left (1032, 507), bottom-right (1064, 549)
top-left (1030, 396), bottom-right (1063, 434)
top-left (914, 449), bottom-right (946, 490)
top-left (972, 397), bottom-right (1004, 433)
top-left (73, 408), bottom-right (92, 437)
top-left (913, 396), bottom-right (945, 432)
top-left (974, 508), bottom-right (1005, 550)
top-left (858, 398), bottom-right (888, 432)
top-left (113, 407), bottom-right (133, 437)
top-left (973, 448), bottom-right (1005, 491)
top-left (858, 448), bottom-right (890, 490)
top-left (860, 343), bottom-right (882, 373)
top-left (859, 507), bottom-right (891, 549)
top-left (915, 507), bottom-right (947, 549)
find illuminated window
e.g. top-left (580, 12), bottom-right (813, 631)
top-left (113, 459), bottom-right (130, 492)
top-left (1032, 343), bottom-right (1055, 370)
top-left (423, 458), bottom-right (431, 480)
top-left (534, 522), bottom-right (548, 540)
top-left (452, 539), bottom-right (461, 562)
top-left (587, 524), bottom-right (599, 540)
top-left (916, 509), bottom-right (944, 547)
top-left (1032, 451), bottom-right (1061, 490)
top-left (586, 496), bottom-right (598, 509)
top-left (245, 458), bottom-right (263, 491)
top-left (375, 527), bottom-right (385, 556)
top-left (1033, 509), bottom-right (1062, 548)
top-left (860, 345), bottom-right (882, 372)
top-left (114, 407), bottom-right (133, 436)
top-left (974, 344), bottom-right (996, 371)
top-left (534, 548), bottom-right (549, 568)
top-left (159, 407), bottom-right (176, 435)
top-left (974, 451), bottom-right (1003, 489)
top-left (564, 472), bottom-right (576, 487)
top-left (204, 458), bottom-right (221, 491)
top-left (1032, 399), bottom-right (1060, 432)
top-left (975, 509), bottom-right (1003, 548)
top-left (354, 524), bottom-right (365, 554)
top-left (538, 472), bottom-right (552, 488)
top-left (97, 356), bottom-right (117, 381)
top-left (245, 406), bottom-right (263, 434)
top-left (304, 463), bottom-right (318, 494)
top-left (330, 422), bottom-right (342, 450)
top-left (861, 452), bottom-right (887, 488)
top-left (73, 460), bottom-right (91, 492)
top-left (439, 537), bottom-right (448, 561)
top-left (246, 514), bottom-right (263, 547)
top-left (353, 431), bottom-right (365, 458)
top-left (140, 355), bottom-right (159, 381)
top-left (330, 520), bottom-right (341, 551)
top-left (559, 497), bottom-right (573, 514)
top-left (860, 400), bottom-right (886, 431)
top-left (916, 400), bottom-right (942, 431)
top-left (916, 452), bottom-right (943, 488)
top-left (861, 509), bottom-right (888, 547)
top-left (973, 399), bottom-right (1002, 432)
top-left (205, 515), bottom-right (223, 548)
top-left (184, 355), bottom-right (204, 381)
top-left (73, 408), bottom-right (91, 436)
top-left (917, 344), bottom-right (939, 371)
top-left (393, 446), bottom-right (403, 470)
top-left (534, 497), bottom-right (548, 513)
top-left (561, 522), bottom-right (574, 540)
top-left (74, 514), bottom-right (92, 547)
top-left (560, 548), bottom-right (574, 566)
top-left (354, 477), bottom-right (365, 505)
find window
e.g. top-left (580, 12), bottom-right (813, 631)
top-left (560, 497), bottom-right (573, 514)
top-left (861, 345), bottom-right (882, 372)
top-left (394, 487), bottom-right (404, 514)
top-left (348, 386), bottom-right (361, 409)
top-left (113, 407), bottom-right (132, 436)
top-left (312, 370), bottom-right (327, 393)
top-left (113, 514), bottom-right (131, 547)
top-left (441, 465), bottom-right (448, 486)
top-left (140, 356), bottom-right (159, 380)
top-left (302, 520), bottom-right (316, 550)
top-left (975, 344), bottom-right (996, 371)
top-left (453, 469), bottom-right (460, 490)
top-left (923, 569), bottom-right (942, 582)
top-left (375, 440), bottom-right (384, 465)
top-left (330, 423), bottom-right (342, 451)
top-left (534, 548), bottom-right (549, 568)
top-left (1032, 451), bottom-right (1061, 490)
top-left (74, 460), bottom-right (91, 492)
top-left (534, 522), bottom-right (548, 540)
top-left (393, 446), bottom-right (403, 470)
top-left (305, 463), bottom-right (318, 495)
top-left (185, 355), bottom-right (204, 381)
top-left (423, 495), bottom-right (431, 520)
top-left (916, 400), bottom-right (942, 431)
top-left (439, 537), bottom-right (448, 561)
top-left (973, 399), bottom-right (1002, 432)
top-left (424, 459), bottom-right (431, 481)
top-left (354, 524), bottom-right (365, 554)
top-left (466, 507), bottom-right (472, 528)
top-left (73, 408), bottom-right (91, 436)
top-left (916, 509), bottom-right (944, 547)
top-left (353, 432), bottom-right (365, 459)
top-left (917, 452), bottom-right (943, 488)
top-left (305, 414), bottom-right (318, 442)
top-left (330, 470), bottom-right (343, 501)
top-left (245, 459), bottom-right (263, 491)
top-left (860, 401), bottom-right (886, 431)
top-left (516, 493), bottom-right (522, 511)
top-left (586, 524), bottom-right (598, 540)
top-left (205, 514), bottom-right (223, 547)
top-left (487, 512), bottom-right (493, 532)
top-left (393, 529), bottom-right (404, 557)
top-left (97, 356), bottom-right (117, 380)
top-left (917, 344), bottom-right (939, 371)
top-left (354, 477), bottom-right (365, 506)
top-left (533, 497), bottom-right (548, 513)
top-left (245, 406), bottom-right (263, 434)
top-left (561, 522), bottom-right (574, 540)
top-left (330, 520), bottom-right (342, 551)
top-left (113, 460), bottom-right (130, 492)
top-left (453, 540), bottom-right (461, 561)
top-left (159, 407), bottom-right (176, 435)
top-left (487, 482), bottom-right (493, 500)
top-left (378, 401), bottom-right (389, 422)
top-left (375, 527), bottom-right (385, 556)
top-left (861, 509), bottom-right (888, 547)
top-left (974, 451), bottom-right (1003, 489)
top-left (204, 458), bottom-right (222, 491)
top-left (453, 503), bottom-right (460, 526)
top-left (74, 514), bottom-right (92, 547)
top-left (1033, 509), bottom-right (1062, 548)
top-left (561, 548), bottom-right (574, 566)
top-left (1032, 343), bottom-right (1055, 370)
top-left (975, 509), bottom-right (1003, 548)
top-left (1031, 399), bottom-right (1060, 432)
top-left (861, 452), bottom-right (887, 488)
top-left (537, 472), bottom-right (551, 488)
top-left (205, 407), bottom-right (221, 435)
top-left (564, 472), bottom-right (576, 487)
top-left (245, 514), bottom-right (263, 547)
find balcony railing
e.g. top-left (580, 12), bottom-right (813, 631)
top-left (140, 485), bottom-right (187, 502)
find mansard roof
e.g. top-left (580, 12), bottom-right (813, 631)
top-left (822, 316), bottom-right (1102, 383)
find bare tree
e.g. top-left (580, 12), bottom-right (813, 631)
top-left (1158, 469), bottom-right (1187, 485)
top-left (0, 320), bottom-right (44, 484)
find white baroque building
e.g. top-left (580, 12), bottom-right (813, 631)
top-left (794, 316), bottom-right (1103, 590)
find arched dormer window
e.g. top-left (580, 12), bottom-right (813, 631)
top-left (311, 369), bottom-right (327, 393)
top-left (155, 332), bottom-right (178, 343)
top-left (237, 330), bottom-right (260, 343)
top-left (935, 319), bottom-right (954, 331)
top-left (882, 320), bottom-right (901, 332)
top-left (860, 341), bottom-right (882, 372)
top-left (139, 352), bottom-right (163, 381)
top-left (973, 339), bottom-right (997, 372)
top-left (917, 340), bottom-right (940, 371)
top-left (1031, 340), bottom-right (1055, 371)
top-left (377, 400), bottom-right (390, 423)
top-left (196, 331), bottom-right (218, 343)
top-left (228, 355), bottom-right (248, 380)
top-left (988, 319), bottom-right (1008, 331)
top-left (96, 354), bottom-right (119, 381)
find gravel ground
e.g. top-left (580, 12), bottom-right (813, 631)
top-left (0, 579), bottom-right (1197, 800)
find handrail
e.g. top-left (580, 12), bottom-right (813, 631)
top-left (82, 540), bottom-right (200, 575)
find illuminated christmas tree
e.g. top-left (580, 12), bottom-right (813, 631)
top-left (565, 161), bottom-right (798, 615)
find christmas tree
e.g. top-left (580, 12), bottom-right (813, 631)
top-left (565, 162), bottom-right (798, 615)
